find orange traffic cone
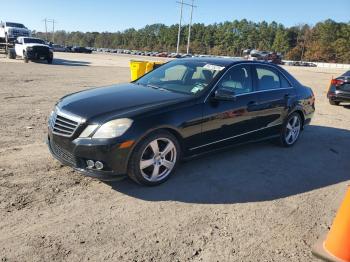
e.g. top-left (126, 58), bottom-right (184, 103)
top-left (312, 188), bottom-right (350, 262)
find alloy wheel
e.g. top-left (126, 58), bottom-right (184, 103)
top-left (140, 138), bottom-right (177, 182)
top-left (285, 115), bottom-right (301, 145)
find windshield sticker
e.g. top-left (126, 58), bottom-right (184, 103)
top-left (203, 64), bottom-right (225, 71)
top-left (191, 84), bottom-right (205, 94)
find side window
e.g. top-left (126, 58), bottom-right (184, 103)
top-left (256, 66), bottom-right (281, 91)
top-left (280, 74), bottom-right (292, 88)
top-left (217, 65), bottom-right (253, 95)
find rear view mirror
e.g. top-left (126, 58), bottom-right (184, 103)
top-left (214, 88), bottom-right (236, 101)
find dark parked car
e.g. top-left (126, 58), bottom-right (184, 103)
top-left (47, 59), bottom-right (315, 185)
top-left (71, 46), bottom-right (92, 54)
top-left (327, 70), bottom-right (350, 105)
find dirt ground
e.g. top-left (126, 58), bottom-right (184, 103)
top-left (0, 52), bottom-right (349, 262)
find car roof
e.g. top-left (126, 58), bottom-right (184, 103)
top-left (179, 57), bottom-right (278, 67)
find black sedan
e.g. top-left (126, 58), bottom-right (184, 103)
top-left (47, 58), bottom-right (315, 185)
top-left (71, 46), bottom-right (93, 54)
top-left (327, 70), bottom-right (350, 105)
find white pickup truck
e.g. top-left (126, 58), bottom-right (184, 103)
top-left (0, 21), bottom-right (31, 43)
top-left (8, 37), bottom-right (53, 63)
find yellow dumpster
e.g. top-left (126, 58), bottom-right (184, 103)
top-left (130, 61), bottom-right (148, 81)
top-left (130, 60), bottom-right (165, 81)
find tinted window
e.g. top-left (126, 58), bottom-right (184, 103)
top-left (217, 65), bottom-right (253, 95)
top-left (280, 74), bottom-right (292, 88)
top-left (6, 22), bottom-right (25, 28)
top-left (342, 71), bottom-right (350, 77)
top-left (256, 66), bottom-right (280, 91)
top-left (23, 38), bottom-right (46, 44)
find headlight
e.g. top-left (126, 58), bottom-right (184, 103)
top-left (79, 118), bottom-right (133, 139)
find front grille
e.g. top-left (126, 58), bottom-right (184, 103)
top-left (50, 140), bottom-right (77, 166)
top-left (51, 111), bottom-right (80, 137)
top-left (32, 46), bottom-right (49, 56)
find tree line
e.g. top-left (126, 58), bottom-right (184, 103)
top-left (33, 19), bottom-right (350, 63)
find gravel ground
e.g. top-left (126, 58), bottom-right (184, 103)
top-left (0, 52), bottom-right (349, 262)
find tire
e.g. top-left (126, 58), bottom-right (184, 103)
top-left (279, 112), bottom-right (302, 147)
top-left (127, 130), bottom-right (181, 186)
top-left (329, 100), bottom-right (340, 106)
top-left (47, 58), bottom-right (53, 64)
top-left (7, 49), bottom-right (15, 59)
top-left (24, 57), bottom-right (29, 63)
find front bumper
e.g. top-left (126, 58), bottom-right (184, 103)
top-left (26, 49), bottom-right (52, 60)
top-left (47, 131), bottom-right (131, 180)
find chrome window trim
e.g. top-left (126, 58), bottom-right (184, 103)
top-left (204, 62), bottom-right (294, 102)
top-left (189, 123), bottom-right (281, 151)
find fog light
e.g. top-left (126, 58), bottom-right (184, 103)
top-left (95, 161), bottom-right (104, 170)
top-left (86, 160), bottom-right (95, 169)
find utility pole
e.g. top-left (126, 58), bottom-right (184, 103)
top-left (49, 19), bottom-right (56, 43)
top-left (176, 0), bottom-right (184, 54)
top-left (43, 18), bottom-right (56, 43)
top-left (186, 0), bottom-right (196, 54)
top-left (42, 18), bottom-right (48, 41)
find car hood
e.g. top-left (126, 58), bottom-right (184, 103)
top-left (57, 83), bottom-right (191, 122)
top-left (24, 43), bottom-right (50, 48)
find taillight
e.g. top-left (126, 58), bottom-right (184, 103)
top-left (331, 78), bottom-right (344, 86)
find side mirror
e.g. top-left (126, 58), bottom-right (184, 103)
top-left (214, 88), bottom-right (236, 101)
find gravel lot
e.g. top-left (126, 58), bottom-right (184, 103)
top-left (0, 52), bottom-right (349, 262)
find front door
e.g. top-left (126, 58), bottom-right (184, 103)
top-left (195, 64), bottom-right (261, 151)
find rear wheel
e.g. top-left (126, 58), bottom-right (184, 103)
top-left (329, 100), bottom-right (340, 106)
top-left (279, 112), bottom-right (302, 147)
top-left (128, 130), bottom-right (181, 186)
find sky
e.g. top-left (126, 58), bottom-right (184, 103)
top-left (1, 0), bottom-right (349, 32)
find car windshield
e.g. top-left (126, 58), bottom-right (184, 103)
top-left (135, 60), bottom-right (225, 95)
top-left (6, 22), bottom-right (25, 28)
top-left (23, 38), bottom-right (46, 44)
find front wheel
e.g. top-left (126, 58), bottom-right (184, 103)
top-left (24, 57), bottom-right (29, 63)
top-left (279, 112), bottom-right (302, 147)
top-left (127, 130), bottom-right (181, 186)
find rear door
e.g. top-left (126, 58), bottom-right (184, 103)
top-left (252, 65), bottom-right (296, 131)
